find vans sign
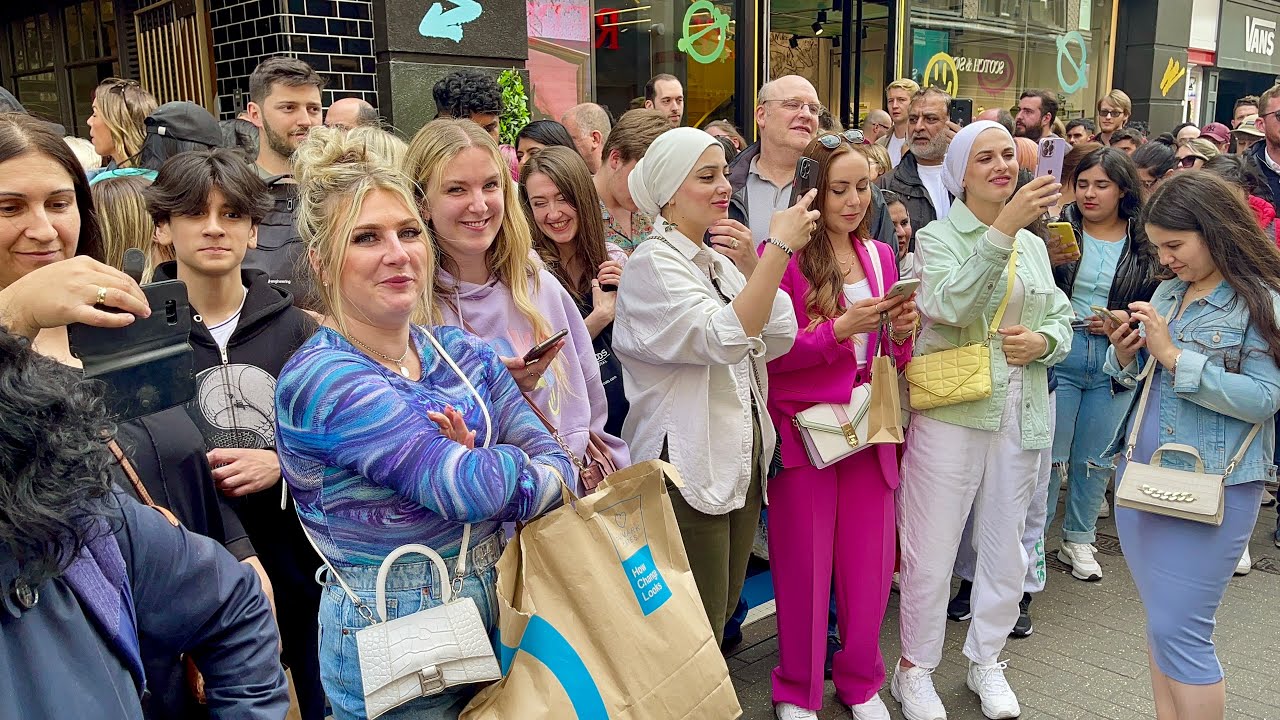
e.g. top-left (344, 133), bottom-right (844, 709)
top-left (1219, 1), bottom-right (1280, 74)
top-left (1246, 15), bottom-right (1276, 56)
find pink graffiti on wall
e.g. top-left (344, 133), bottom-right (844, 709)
top-left (527, 0), bottom-right (590, 42)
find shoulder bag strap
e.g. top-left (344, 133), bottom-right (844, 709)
top-left (985, 244), bottom-right (1019, 341)
top-left (108, 440), bottom-right (179, 528)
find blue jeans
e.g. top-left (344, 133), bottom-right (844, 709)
top-left (1048, 330), bottom-right (1132, 544)
top-left (317, 534), bottom-right (503, 720)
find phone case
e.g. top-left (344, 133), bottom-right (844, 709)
top-left (789, 157), bottom-right (820, 206)
top-left (68, 280), bottom-right (195, 421)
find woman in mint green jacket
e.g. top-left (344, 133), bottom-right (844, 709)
top-left (890, 121), bottom-right (1073, 720)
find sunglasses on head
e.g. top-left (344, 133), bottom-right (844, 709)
top-left (1178, 154), bottom-right (1206, 167)
top-left (817, 129), bottom-right (866, 148)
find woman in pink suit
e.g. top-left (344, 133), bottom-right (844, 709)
top-left (763, 135), bottom-right (917, 720)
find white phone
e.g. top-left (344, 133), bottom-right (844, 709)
top-left (885, 278), bottom-right (921, 300)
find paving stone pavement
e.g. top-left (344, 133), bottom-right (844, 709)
top-left (728, 500), bottom-right (1280, 719)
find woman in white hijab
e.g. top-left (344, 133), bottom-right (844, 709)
top-left (890, 121), bottom-right (1072, 720)
top-left (613, 127), bottom-right (817, 644)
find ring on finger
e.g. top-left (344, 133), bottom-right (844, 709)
top-left (95, 286), bottom-right (108, 305)
top-left (731, 239), bottom-right (739, 249)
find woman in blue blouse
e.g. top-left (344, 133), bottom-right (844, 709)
top-left (1105, 172), bottom-right (1280, 719)
top-left (275, 128), bottom-right (571, 719)
top-left (1049, 147), bottom-right (1160, 582)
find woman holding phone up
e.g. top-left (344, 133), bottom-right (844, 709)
top-left (1103, 171), bottom-right (1280, 720)
top-left (1048, 147), bottom-right (1160, 583)
top-left (764, 135), bottom-right (916, 720)
top-left (405, 119), bottom-right (629, 493)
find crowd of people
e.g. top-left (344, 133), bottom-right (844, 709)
top-left (2, 57), bottom-right (1279, 720)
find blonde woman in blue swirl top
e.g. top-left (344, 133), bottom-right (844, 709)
top-left (274, 127), bottom-right (571, 720)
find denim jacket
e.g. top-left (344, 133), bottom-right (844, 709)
top-left (913, 200), bottom-right (1074, 449)
top-left (1103, 279), bottom-right (1280, 486)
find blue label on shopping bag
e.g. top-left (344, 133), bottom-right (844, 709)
top-left (622, 544), bottom-right (672, 616)
top-left (497, 616), bottom-right (607, 719)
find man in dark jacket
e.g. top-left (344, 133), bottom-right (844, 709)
top-left (1247, 86), bottom-right (1280, 213)
top-left (243, 57), bottom-right (325, 308)
top-left (875, 87), bottom-right (959, 239)
top-left (147, 149), bottom-right (323, 720)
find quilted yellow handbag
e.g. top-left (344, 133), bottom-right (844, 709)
top-left (905, 246), bottom-right (1017, 410)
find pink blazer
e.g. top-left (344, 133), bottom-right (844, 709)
top-left (763, 236), bottom-right (913, 486)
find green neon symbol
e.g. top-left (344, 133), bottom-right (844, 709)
top-left (678, 0), bottom-right (730, 64)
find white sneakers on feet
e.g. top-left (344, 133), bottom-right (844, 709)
top-left (1097, 497), bottom-right (1111, 518)
top-left (966, 661), bottom-right (1021, 719)
top-left (850, 692), bottom-right (891, 720)
top-left (1235, 546), bottom-right (1252, 576)
top-left (774, 702), bottom-right (817, 720)
top-left (1058, 541), bottom-right (1103, 581)
top-left (891, 664), bottom-right (947, 720)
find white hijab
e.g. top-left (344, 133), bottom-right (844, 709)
top-left (942, 120), bottom-right (1012, 199)
top-left (627, 127), bottom-right (719, 216)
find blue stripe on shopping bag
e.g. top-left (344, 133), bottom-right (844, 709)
top-left (621, 544), bottom-right (672, 616)
top-left (497, 616), bottom-right (608, 719)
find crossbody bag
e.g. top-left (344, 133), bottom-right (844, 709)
top-left (905, 245), bottom-right (1018, 410)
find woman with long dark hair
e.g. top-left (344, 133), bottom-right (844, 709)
top-left (519, 146), bottom-right (630, 435)
top-left (1104, 171), bottom-right (1280, 719)
top-left (514, 119), bottom-right (576, 175)
top-left (1048, 147), bottom-right (1161, 583)
top-left (764, 134), bottom-right (916, 720)
top-left (1132, 134), bottom-right (1177, 200)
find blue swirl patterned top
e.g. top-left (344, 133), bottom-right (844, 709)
top-left (275, 324), bottom-right (571, 566)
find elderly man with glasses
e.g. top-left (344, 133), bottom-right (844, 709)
top-left (860, 109), bottom-right (893, 145)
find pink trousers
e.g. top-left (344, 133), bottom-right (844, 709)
top-left (767, 450), bottom-right (896, 709)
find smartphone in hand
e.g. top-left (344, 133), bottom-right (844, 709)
top-left (885, 278), bottom-right (921, 300)
top-left (950, 98), bottom-right (973, 127)
top-left (1035, 137), bottom-right (1069, 181)
top-left (789, 157), bottom-right (820, 206)
top-left (1047, 222), bottom-right (1081, 259)
top-left (522, 328), bottom-right (569, 363)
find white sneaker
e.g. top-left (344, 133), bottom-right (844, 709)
top-left (1097, 497), bottom-right (1111, 518)
top-left (1235, 547), bottom-right (1252, 576)
top-left (774, 702), bottom-right (817, 720)
top-left (891, 664), bottom-right (947, 720)
top-left (1058, 541), bottom-right (1103, 581)
top-left (966, 661), bottom-right (1021, 719)
top-left (850, 692), bottom-right (891, 720)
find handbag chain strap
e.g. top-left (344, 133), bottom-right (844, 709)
top-left (1123, 311), bottom-right (1263, 476)
top-left (301, 328), bottom-right (496, 622)
top-left (982, 245), bottom-right (1019, 344)
top-left (521, 392), bottom-right (590, 472)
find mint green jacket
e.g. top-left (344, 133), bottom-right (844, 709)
top-left (912, 200), bottom-right (1074, 449)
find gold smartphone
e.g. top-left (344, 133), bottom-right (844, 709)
top-left (1047, 222), bottom-right (1081, 258)
top-left (1090, 305), bottom-right (1123, 325)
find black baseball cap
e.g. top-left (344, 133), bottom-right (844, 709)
top-left (145, 101), bottom-right (223, 147)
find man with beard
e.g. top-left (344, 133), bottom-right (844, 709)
top-left (1015, 89), bottom-right (1057, 141)
top-left (242, 57), bottom-right (324, 307)
top-left (644, 74), bottom-right (685, 128)
top-left (876, 86), bottom-right (959, 236)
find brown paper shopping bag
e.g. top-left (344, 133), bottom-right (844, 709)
top-left (460, 460), bottom-right (742, 720)
top-left (866, 329), bottom-right (906, 444)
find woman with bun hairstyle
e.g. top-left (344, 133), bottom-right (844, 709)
top-left (764, 134), bottom-right (916, 720)
top-left (277, 126), bottom-right (573, 719)
top-left (405, 119), bottom-right (629, 493)
top-left (519, 146), bottom-right (630, 435)
top-left (613, 126), bottom-right (817, 644)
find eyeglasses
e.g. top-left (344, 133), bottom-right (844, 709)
top-left (1177, 154), bottom-right (1207, 168)
top-left (817, 129), bottom-right (866, 148)
top-left (1098, 109), bottom-right (1125, 118)
top-left (869, 122), bottom-right (891, 132)
top-left (763, 98), bottom-right (825, 115)
top-left (1261, 109), bottom-right (1280, 124)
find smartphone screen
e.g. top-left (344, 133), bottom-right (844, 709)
top-left (1035, 137), bottom-right (1069, 181)
top-left (523, 328), bottom-right (569, 363)
top-left (789, 157), bottom-right (820, 206)
top-left (950, 99), bottom-right (973, 127)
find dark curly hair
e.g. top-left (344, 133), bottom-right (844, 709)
top-left (0, 327), bottom-right (117, 586)
top-left (432, 69), bottom-right (502, 119)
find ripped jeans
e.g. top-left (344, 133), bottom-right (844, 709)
top-left (1047, 329), bottom-right (1132, 544)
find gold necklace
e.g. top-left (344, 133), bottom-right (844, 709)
top-left (350, 334), bottom-right (413, 378)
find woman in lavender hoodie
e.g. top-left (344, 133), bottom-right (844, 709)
top-left (405, 119), bottom-right (629, 492)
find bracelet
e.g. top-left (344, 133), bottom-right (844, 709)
top-left (763, 237), bottom-right (794, 258)
top-left (1171, 350), bottom-right (1182, 375)
top-left (889, 325), bottom-right (913, 344)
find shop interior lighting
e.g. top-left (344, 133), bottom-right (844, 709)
top-left (812, 20), bottom-right (824, 34)
top-left (789, 34), bottom-right (800, 48)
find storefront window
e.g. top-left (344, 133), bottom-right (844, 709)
top-left (526, 0), bottom-right (592, 121)
top-left (906, 0), bottom-right (1114, 122)
top-left (592, 0), bottom-right (738, 127)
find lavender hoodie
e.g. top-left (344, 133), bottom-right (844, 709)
top-left (439, 267), bottom-right (630, 493)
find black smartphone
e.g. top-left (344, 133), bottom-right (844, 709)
top-left (950, 98), bottom-right (973, 127)
top-left (523, 328), bottom-right (569, 363)
top-left (789, 156), bottom-right (820, 206)
top-left (68, 279), bottom-right (196, 422)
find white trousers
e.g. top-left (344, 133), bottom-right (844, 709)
top-left (897, 369), bottom-right (1045, 668)
top-left (954, 394), bottom-right (1056, 593)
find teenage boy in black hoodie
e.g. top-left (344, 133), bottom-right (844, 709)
top-left (145, 149), bottom-right (323, 720)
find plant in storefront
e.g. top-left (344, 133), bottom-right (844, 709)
top-left (498, 69), bottom-right (530, 146)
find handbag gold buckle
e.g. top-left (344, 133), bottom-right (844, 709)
top-left (418, 665), bottom-right (445, 694)
top-left (841, 422), bottom-right (858, 447)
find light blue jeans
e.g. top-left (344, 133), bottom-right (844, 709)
top-left (317, 534), bottom-right (503, 720)
top-left (1048, 329), bottom-right (1132, 544)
